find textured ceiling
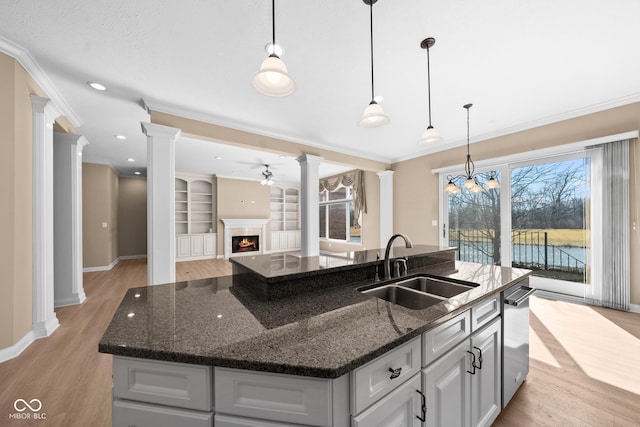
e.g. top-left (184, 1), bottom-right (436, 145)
top-left (1, 0), bottom-right (639, 181)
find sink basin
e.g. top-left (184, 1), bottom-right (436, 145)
top-left (393, 276), bottom-right (474, 298)
top-left (362, 285), bottom-right (445, 310)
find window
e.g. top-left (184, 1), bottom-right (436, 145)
top-left (319, 187), bottom-right (362, 243)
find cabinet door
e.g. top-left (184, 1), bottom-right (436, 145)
top-left (203, 234), bottom-right (216, 256)
top-left (351, 374), bottom-right (422, 427)
top-left (177, 236), bottom-right (191, 258)
top-left (286, 230), bottom-right (296, 249)
top-left (423, 340), bottom-right (471, 427)
top-left (470, 318), bottom-right (502, 427)
top-left (270, 231), bottom-right (280, 251)
top-left (191, 235), bottom-right (204, 256)
top-left (295, 230), bottom-right (301, 248)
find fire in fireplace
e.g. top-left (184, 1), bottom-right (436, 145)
top-left (232, 235), bottom-right (259, 253)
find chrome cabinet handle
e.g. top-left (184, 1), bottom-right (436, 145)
top-left (416, 389), bottom-right (427, 422)
top-left (473, 346), bottom-right (483, 370)
top-left (466, 350), bottom-right (476, 375)
top-left (388, 367), bottom-right (402, 379)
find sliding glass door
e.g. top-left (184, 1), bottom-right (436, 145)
top-left (442, 152), bottom-right (596, 298)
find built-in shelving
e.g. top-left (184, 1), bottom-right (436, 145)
top-left (270, 185), bottom-right (301, 252)
top-left (175, 174), bottom-right (217, 260)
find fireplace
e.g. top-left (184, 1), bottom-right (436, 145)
top-left (232, 235), bottom-right (260, 254)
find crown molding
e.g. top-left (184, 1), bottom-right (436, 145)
top-left (143, 98), bottom-right (391, 165)
top-left (0, 36), bottom-right (82, 127)
top-left (391, 93), bottom-right (640, 165)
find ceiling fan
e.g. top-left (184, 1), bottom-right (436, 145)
top-left (260, 164), bottom-right (274, 186)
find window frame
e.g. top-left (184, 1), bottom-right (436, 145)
top-left (319, 187), bottom-right (361, 243)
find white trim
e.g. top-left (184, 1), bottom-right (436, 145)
top-left (630, 304), bottom-right (640, 314)
top-left (534, 290), bottom-right (586, 305)
top-left (220, 218), bottom-right (269, 258)
top-left (0, 36), bottom-right (81, 127)
top-left (144, 98), bottom-right (390, 164)
top-left (394, 95), bottom-right (640, 164)
top-left (54, 294), bottom-right (86, 308)
top-left (432, 131), bottom-right (639, 174)
top-left (0, 331), bottom-right (36, 363)
top-left (119, 254), bottom-right (147, 260)
top-left (83, 257), bottom-right (120, 272)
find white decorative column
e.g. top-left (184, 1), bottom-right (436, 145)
top-left (31, 95), bottom-right (59, 337)
top-left (378, 170), bottom-right (394, 249)
top-left (297, 154), bottom-right (324, 257)
top-left (141, 122), bottom-right (181, 285)
top-left (53, 132), bottom-right (88, 307)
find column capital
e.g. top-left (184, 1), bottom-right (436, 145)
top-left (296, 154), bottom-right (324, 165)
top-left (31, 95), bottom-right (61, 124)
top-left (141, 122), bottom-right (181, 140)
top-left (53, 132), bottom-right (89, 149)
top-left (377, 170), bottom-right (395, 178)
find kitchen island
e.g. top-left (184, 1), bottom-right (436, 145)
top-left (100, 246), bottom-right (531, 426)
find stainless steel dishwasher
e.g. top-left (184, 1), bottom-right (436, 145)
top-left (502, 279), bottom-right (536, 407)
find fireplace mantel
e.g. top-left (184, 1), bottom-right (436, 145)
top-left (220, 218), bottom-right (269, 258)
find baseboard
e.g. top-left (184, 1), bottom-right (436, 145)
top-left (54, 293), bottom-right (87, 308)
top-left (534, 290), bottom-right (586, 305)
top-left (32, 316), bottom-right (59, 339)
top-left (83, 257), bottom-right (120, 272)
top-left (119, 255), bottom-right (147, 260)
top-left (0, 330), bottom-right (35, 363)
top-left (630, 304), bottom-right (640, 314)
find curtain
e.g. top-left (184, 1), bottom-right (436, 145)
top-left (586, 139), bottom-right (630, 311)
top-left (319, 170), bottom-right (367, 228)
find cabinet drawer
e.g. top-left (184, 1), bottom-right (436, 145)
top-left (423, 310), bottom-right (471, 367)
top-left (113, 356), bottom-right (213, 411)
top-left (351, 374), bottom-right (422, 427)
top-left (350, 337), bottom-right (421, 414)
top-left (215, 414), bottom-right (306, 427)
top-left (215, 367), bottom-right (332, 426)
top-left (113, 399), bottom-right (213, 427)
top-left (471, 295), bottom-right (500, 332)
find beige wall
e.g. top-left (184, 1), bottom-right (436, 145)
top-left (319, 170), bottom-right (381, 253)
top-left (82, 163), bottom-right (119, 268)
top-left (216, 177), bottom-right (270, 253)
top-left (0, 53), bottom-right (46, 349)
top-left (118, 177), bottom-right (147, 257)
top-left (393, 102), bottom-right (640, 305)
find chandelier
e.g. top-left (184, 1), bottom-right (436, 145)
top-left (444, 104), bottom-right (500, 194)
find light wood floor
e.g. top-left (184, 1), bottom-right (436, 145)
top-left (1, 260), bottom-right (639, 426)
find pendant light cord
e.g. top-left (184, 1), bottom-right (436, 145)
top-left (465, 104), bottom-right (475, 177)
top-left (271, 0), bottom-right (276, 48)
top-left (427, 46), bottom-right (432, 126)
top-left (369, 0), bottom-right (375, 101)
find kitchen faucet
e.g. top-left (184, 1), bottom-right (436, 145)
top-left (384, 233), bottom-right (413, 280)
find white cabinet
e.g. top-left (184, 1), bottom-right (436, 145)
top-left (175, 233), bottom-right (217, 261)
top-left (351, 374), bottom-right (423, 427)
top-left (175, 174), bottom-right (218, 261)
top-left (422, 315), bottom-right (502, 427)
top-left (270, 186), bottom-right (300, 252)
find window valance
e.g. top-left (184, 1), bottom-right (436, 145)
top-left (319, 169), bottom-right (367, 228)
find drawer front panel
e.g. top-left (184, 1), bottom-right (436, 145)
top-left (351, 374), bottom-right (422, 427)
top-left (215, 414), bottom-right (306, 427)
top-left (113, 399), bottom-right (213, 427)
top-left (422, 310), bottom-right (471, 367)
top-left (215, 367), bottom-right (331, 426)
top-left (471, 295), bottom-right (500, 332)
top-left (113, 356), bottom-right (213, 411)
top-left (350, 337), bottom-right (421, 414)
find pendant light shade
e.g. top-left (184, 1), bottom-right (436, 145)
top-left (252, 55), bottom-right (295, 97)
top-left (359, 0), bottom-right (389, 128)
top-left (252, 0), bottom-right (295, 97)
top-left (359, 101), bottom-right (390, 128)
top-left (443, 104), bottom-right (501, 194)
top-left (418, 37), bottom-right (442, 144)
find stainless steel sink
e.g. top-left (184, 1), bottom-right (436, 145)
top-left (359, 274), bottom-right (477, 310)
top-left (393, 276), bottom-right (474, 298)
top-left (362, 285), bottom-right (445, 310)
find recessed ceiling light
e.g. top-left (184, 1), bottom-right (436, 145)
top-left (115, 135), bottom-right (126, 140)
top-left (88, 82), bottom-right (107, 91)
top-left (134, 172), bottom-right (141, 175)
top-left (264, 42), bottom-right (284, 57)
top-left (127, 158), bottom-right (135, 162)
top-left (215, 156), bottom-right (222, 160)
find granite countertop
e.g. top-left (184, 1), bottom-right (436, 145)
top-left (99, 260), bottom-right (531, 378)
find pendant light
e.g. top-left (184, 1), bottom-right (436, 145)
top-left (418, 37), bottom-right (442, 144)
top-left (358, 0), bottom-right (389, 128)
top-left (252, 0), bottom-right (296, 97)
top-left (260, 165), bottom-right (274, 186)
top-left (444, 104), bottom-right (500, 194)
